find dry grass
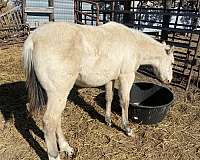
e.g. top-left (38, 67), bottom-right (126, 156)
top-left (0, 46), bottom-right (200, 160)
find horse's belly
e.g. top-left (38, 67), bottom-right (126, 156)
top-left (75, 69), bottom-right (119, 87)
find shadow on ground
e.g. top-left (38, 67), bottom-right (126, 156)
top-left (68, 86), bottom-right (124, 133)
top-left (0, 81), bottom-right (48, 160)
top-left (0, 82), bottom-right (131, 159)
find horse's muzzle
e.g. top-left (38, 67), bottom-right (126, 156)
top-left (163, 79), bottom-right (171, 84)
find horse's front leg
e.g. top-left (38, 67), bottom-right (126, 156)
top-left (118, 73), bottom-right (135, 136)
top-left (105, 81), bottom-right (114, 127)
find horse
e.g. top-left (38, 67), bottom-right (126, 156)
top-left (23, 21), bottom-right (174, 160)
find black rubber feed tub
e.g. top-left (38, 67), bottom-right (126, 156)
top-left (130, 82), bottom-right (174, 124)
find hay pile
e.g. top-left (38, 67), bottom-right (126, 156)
top-left (0, 46), bottom-right (200, 160)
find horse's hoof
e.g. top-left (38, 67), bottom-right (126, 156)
top-left (124, 127), bottom-right (133, 137)
top-left (67, 146), bottom-right (74, 157)
top-left (127, 129), bottom-right (133, 137)
top-left (48, 154), bottom-right (61, 160)
top-left (106, 122), bottom-right (112, 127)
top-left (105, 117), bottom-right (112, 127)
top-left (63, 146), bottom-right (74, 157)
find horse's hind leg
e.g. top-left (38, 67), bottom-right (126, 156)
top-left (118, 73), bottom-right (135, 136)
top-left (105, 81), bottom-right (113, 127)
top-left (43, 93), bottom-right (64, 160)
top-left (43, 78), bottom-right (77, 160)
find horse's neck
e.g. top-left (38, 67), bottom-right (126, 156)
top-left (132, 30), bottom-right (163, 67)
top-left (140, 55), bottom-right (160, 67)
top-left (137, 44), bottom-right (161, 67)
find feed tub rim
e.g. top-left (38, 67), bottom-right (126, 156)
top-left (130, 82), bottom-right (175, 109)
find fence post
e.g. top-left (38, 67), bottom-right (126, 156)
top-left (161, 0), bottom-right (172, 41)
top-left (22, 0), bottom-right (26, 24)
top-left (48, 0), bottom-right (54, 21)
top-left (123, 0), bottom-right (131, 24)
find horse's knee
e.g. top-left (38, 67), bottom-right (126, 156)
top-left (119, 95), bottom-right (129, 108)
top-left (106, 82), bottom-right (113, 102)
top-left (106, 92), bottom-right (113, 102)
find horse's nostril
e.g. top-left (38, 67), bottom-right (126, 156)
top-left (167, 80), bottom-right (171, 84)
top-left (163, 80), bottom-right (170, 84)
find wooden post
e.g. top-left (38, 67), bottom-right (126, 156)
top-left (48, 0), bottom-right (54, 21)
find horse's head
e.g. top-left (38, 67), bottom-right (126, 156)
top-left (153, 42), bottom-right (174, 84)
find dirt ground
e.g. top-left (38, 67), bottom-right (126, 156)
top-left (0, 46), bottom-right (200, 160)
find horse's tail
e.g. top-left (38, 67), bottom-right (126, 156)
top-left (23, 36), bottom-right (47, 113)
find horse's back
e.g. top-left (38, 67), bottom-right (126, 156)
top-left (27, 22), bottom-right (138, 87)
top-left (29, 21), bottom-right (133, 58)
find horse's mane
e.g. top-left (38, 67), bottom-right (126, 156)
top-left (103, 22), bottom-right (163, 48)
top-left (131, 29), bottom-right (162, 47)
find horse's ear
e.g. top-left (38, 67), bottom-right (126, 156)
top-left (166, 45), bottom-right (174, 55)
top-left (162, 41), bottom-right (171, 51)
top-left (165, 45), bottom-right (171, 51)
top-left (162, 41), bottom-right (166, 45)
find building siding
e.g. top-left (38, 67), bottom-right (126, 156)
top-left (26, 0), bottom-right (74, 28)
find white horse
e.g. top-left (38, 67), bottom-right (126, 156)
top-left (23, 21), bottom-right (174, 160)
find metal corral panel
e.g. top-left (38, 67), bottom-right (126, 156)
top-left (26, 0), bottom-right (74, 28)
